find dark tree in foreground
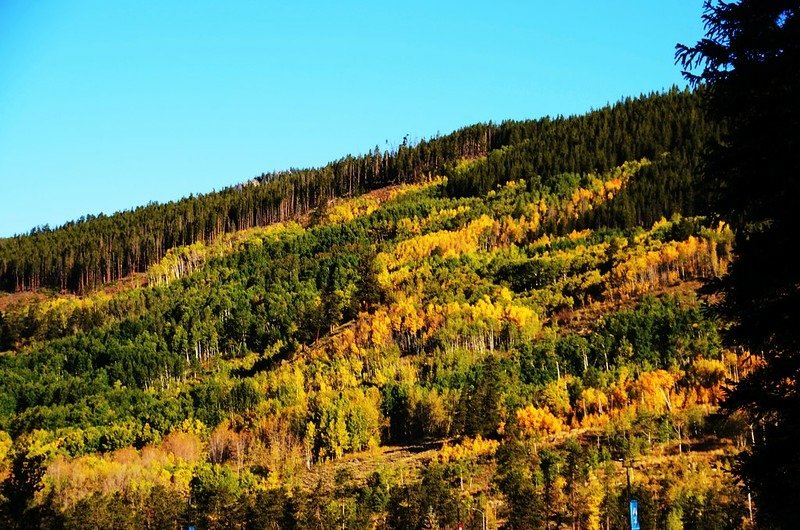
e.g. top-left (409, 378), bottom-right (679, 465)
top-left (677, 2), bottom-right (800, 528)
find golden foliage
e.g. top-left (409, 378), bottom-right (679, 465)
top-left (389, 214), bottom-right (495, 265)
top-left (438, 435), bottom-right (500, 463)
top-left (607, 220), bottom-right (733, 298)
top-left (41, 430), bottom-right (204, 510)
top-left (515, 405), bottom-right (566, 437)
top-left (632, 370), bottom-right (677, 413)
top-left (148, 222), bottom-right (304, 285)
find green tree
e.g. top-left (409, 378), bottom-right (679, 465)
top-left (460, 356), bottom-right (504, 438)
top-left (384, 465), bottom-right (460, 530)
top-left (494, 440), bottom-right (546, 530)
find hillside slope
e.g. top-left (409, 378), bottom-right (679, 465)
top-left (0, 88), bottom-right (712, 294)
top-left (0, 92), bottom-right (751, 530)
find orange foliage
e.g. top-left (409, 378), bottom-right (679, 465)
top-left (632, 370), bottom-right (677, 413)
top-left (515, 405), bottom-right (565, 437)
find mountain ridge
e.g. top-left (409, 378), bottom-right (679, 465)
top-left (0, 88), bottom-right (711, 295)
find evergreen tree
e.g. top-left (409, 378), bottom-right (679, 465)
top-left (677, 2), bottom-right (800, 527)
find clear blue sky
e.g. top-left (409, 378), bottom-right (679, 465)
top-left (0, 1), bottom-right (706, 237)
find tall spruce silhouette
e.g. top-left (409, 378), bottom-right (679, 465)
top-left (677, 2), bottom-right (800, 527)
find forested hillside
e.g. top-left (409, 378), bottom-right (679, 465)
top-left (0, 89), bottom-right (753, 529)
top-left (0, 89), bottom-right (712, 294)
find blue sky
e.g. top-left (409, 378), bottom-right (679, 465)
top-left (0, 1), bottom-right (705, 237)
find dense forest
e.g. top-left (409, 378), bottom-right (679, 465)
top-left (0, 83), bottom-right (757, 528)
top-left (0, 89), bottom-right (714, 294)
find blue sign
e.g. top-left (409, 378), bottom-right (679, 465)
top-left (629, 499), bottom-right (640, 530)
